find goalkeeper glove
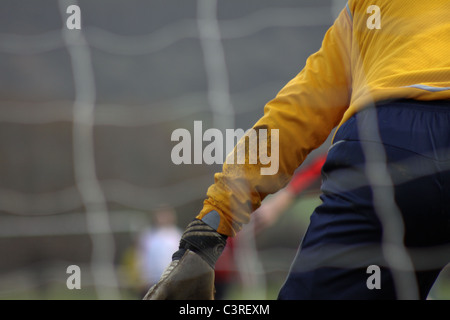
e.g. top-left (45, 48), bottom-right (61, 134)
top-left (143, 218), bottom-right (227, 300)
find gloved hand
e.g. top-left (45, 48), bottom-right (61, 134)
top-left (143, 219), bottom-right (227, 300)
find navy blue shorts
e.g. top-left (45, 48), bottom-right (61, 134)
top-left (278, 99), bottom-right (450, 300)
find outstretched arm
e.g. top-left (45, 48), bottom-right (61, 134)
top-left (145, 7), bottom-right (353, 300)
top-left (197, 8), bottom-right (353, 237)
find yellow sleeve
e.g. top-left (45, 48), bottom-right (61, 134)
top-left (197, 8), bottom-right (353, 237)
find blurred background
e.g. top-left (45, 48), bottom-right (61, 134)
top-left (0, 0), bottom-right (449, 300)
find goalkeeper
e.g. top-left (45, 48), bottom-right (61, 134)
top-left (145, 0), bottom-right (450, 300)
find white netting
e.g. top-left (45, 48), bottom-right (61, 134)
top-left (0, 0), bottom-right (448, 300)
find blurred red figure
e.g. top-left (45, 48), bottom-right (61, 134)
top-left (214, 155), bottom-right (326, 299)
top-left (253, 154), bottom-right (326, 233)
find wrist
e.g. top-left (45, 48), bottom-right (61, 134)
top-left (175, 219), bottom-right (227, 268)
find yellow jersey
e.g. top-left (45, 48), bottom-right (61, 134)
top-left (197, 0), bottom-right (450, 236)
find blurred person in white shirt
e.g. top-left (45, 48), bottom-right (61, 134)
top-left (137, 205), bottom-right (182, 293)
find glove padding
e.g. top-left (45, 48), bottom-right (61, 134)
top-left (143, 249), bottom-right (215, 300)
top-left (143, 219), bottom-right (227, 300)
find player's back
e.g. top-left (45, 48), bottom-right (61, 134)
top-left (346, 0), bottom-right (450, 114)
